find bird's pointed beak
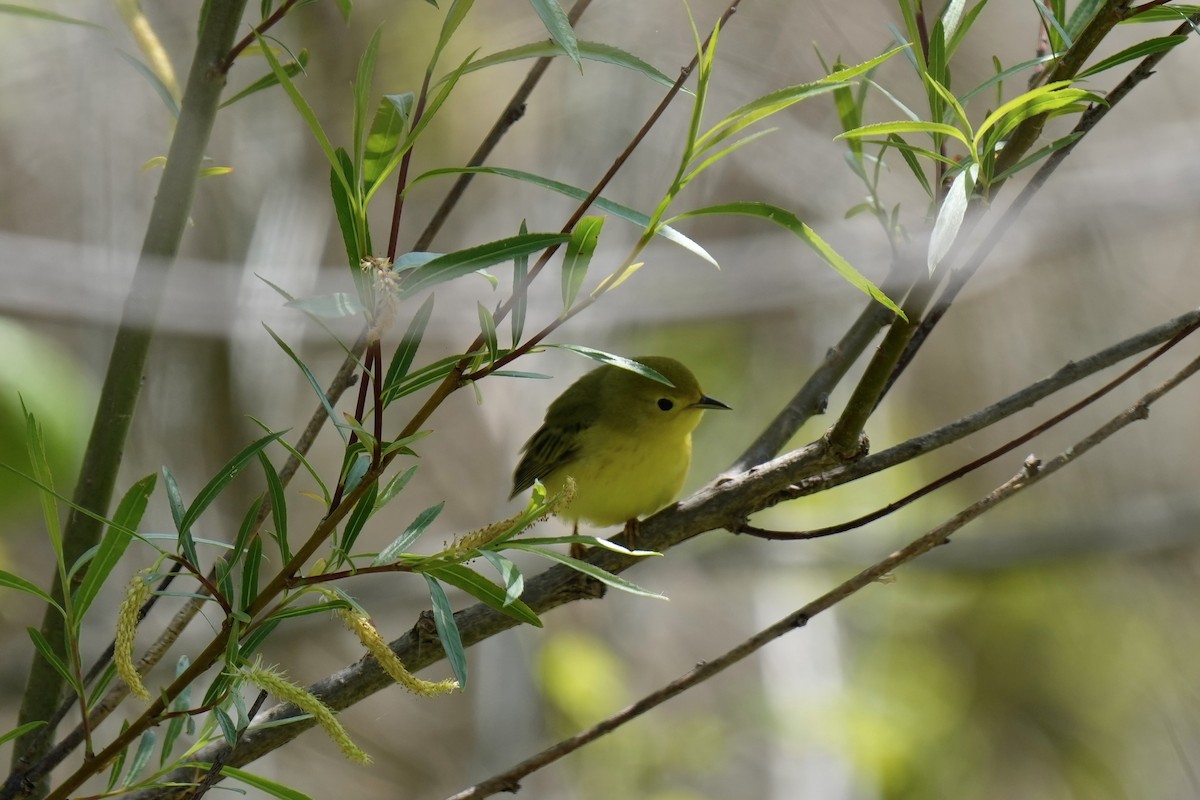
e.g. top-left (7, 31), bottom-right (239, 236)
top-left (694, 394), bottom-right (732, 411)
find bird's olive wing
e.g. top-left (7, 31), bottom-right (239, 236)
top-left (510, 421), bottom-right (588, 497)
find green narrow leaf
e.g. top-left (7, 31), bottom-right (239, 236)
top-left (1077, 35), bottom-right (1189, 78)
top-left (221, 765), bottom-right (315, 800)
top-left (160, 656), bottom-right (192, 765)
top-left (230, 495), bottom-right (264, 567)
top-left (423, 575), bottom-right (468, 687)
top-left (664, 202), bottom-right (903, 317)
top-left (373, 502), bottom-right (445, 564)
top-left (162, 467), bottom-right (199, 568)
top-left (337, 483), bottom-right (378, 565)
top-left (241, 537), bottom-right (263, 612)
top-left (377, 465), bottom-right (419, 509)
top-left (117, 51), bottom-right (179, 118)
top-left (330, 147), bottom-right (362, 267)
top-left (888, 133), bottom-right (934, 198)
top-left (837, 120), bottom-right (970, 148)
top-left (0, 721), bottom-right (47, 749)
top-left (991, 131), bottom-right (1083, 184)
top-left (2, 570), bottom-right (65, 615)
top-left (477, 302), bottom-right (499, 364)
top-left (258, 453), bottom-right (291, 564)
top-left (284, 293), bottom-right (365, 319)
top-left (384, 353), bottom-right (469, 403)
top-left (365, 51), bottom-right (478, 205)
top-left (946, 0), bottom-right (992, 57)
top-left (0, 3), bottom-right (103, 26)
top-left (406, 166), bottom-right (719, 267)
top-left (220, 49), bottom-right (309, 109)
top-left (399, 233), bottom-right (571, 298)
top-left (363, 93), bottom-right (414, 191)
top-left (422, 563), bottom-right (541, 627)
top-left (504, 543), bottom-right (668, 599)
top-left (26, 627), bottom-right (80, 693)
top-left (106, 722), bottom-right (131, 792)
top-left (975, 85), bottom-right (1100, 156)
top-left (73, 474), bottom-right (156, 623)
top-left (479, 550), bottom-right (524, 607)
top-left (456, 40), bottom-right (679, 90)
top-left (180, 431), bottom-right (286, 536)
top-left (382, 294), bottom-right (436, 400)
top-left (511, 219), bottom-right (529, 347)
top-left (927, 162), bottom-right (978, 273)
top-left (353, 27), bottom-right (384, 182)
top-left (560, 215), bottom-right (604, 312)
top-left (526, 0), bottom-right (580, 70)
top-left (255, 32), bottom-right (352, 200)
top-left (213, 707), bottom-right (239, 747)
top-left (123, 730), bottom-right (157, 787)
top-left (263, 324), bottom-right (348, 441)
top-left (433, 0), bottom-right (476, 66)
top-left (549, 345), bottom-right (674, 386)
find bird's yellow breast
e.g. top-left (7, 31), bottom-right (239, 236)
top-left (543, 419), bottom-right (695, 527)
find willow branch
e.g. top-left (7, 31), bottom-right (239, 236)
top-left (445, 345), bottom-right (1200, 800)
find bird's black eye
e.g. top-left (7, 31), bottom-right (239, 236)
top-left (657, 398), bottom-right (674, 411)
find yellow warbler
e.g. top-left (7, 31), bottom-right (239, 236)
top-left (510, 356), bottom-right (730, 534)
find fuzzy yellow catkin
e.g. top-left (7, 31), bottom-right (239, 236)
top-left (335, 607), bottom-right (458, 696)
top-left (448, 478), bottom-right (574, 557)
top-left (239, 658), bottom-right (371, 765)
top-left (115, 567), bottom-right (154, 702)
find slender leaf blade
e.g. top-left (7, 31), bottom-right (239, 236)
top-left (424, 575), bottom-right (468, 687)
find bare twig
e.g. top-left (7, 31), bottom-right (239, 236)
top-left (444, 348), bottom-right (1200, 800)
top-left (739, 313), bottom-right (1200, 538)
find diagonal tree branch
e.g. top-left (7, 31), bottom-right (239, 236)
top-left (444, 344), bottom-right (1200, 800)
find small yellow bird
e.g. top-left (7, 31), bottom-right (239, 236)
top-left (510, 356), bottom-right (730, 540)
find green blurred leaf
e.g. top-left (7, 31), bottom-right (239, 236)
top-left (477, 302), bottom-right (499, 364)
top-left (284, 292), bottom-right (365, 318)
top-left (0, 3), bottom-right (102, 26)
top-left (549, 345), bottom-right (674, 386)
top-left (424, 575), bottom-right (467, 687)
top-left (665, 202), bottom-right (903, 317)
top-left (383, 293), bottom-right (435, 401)
top-left (0, 721), bottom-right (46, 749)
top-left (241, 537), bottom-right (263, 612)
top-left (162, 467), bottom-right (198, 568)
top-left (561, 215), bottom-right (604, 312)
top-left (117, 51), bottom-right (179, 118)
top-left (180, 431), bottom-right (286, 538)
top-left (373, 502), bottom-right (445, 564)
top-left (73, 474), bottom-right (155, 624)
top-left (220, 49), bottom-right (309, 108)
top-left (406, 166), bottom-right (719, 267)
top-left (338, 482), bottom-right (378, 565)
top-left (511, 219), bottom-right (530, 346)
top-left (399, 233), bottom-right (570, 298)
top-left (1, 571), bottom-right (63, 615)
top-left (363, 93), bottom-right (414, 191)
top-left (353, 27), bottom-right (383, 181)
top-left (26, 627), bottom-right (79, 693)
top-left (258, 452), bottom-right (292, 563)
top-left (256, 32), bottom-right (353, 200)
top-left (263, 324), bottom-right (348, 441)
top-left (459, 39), bottom-right (678, 90)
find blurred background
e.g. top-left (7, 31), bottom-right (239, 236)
top-left (2, 0), bottom-right (1199, 798)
